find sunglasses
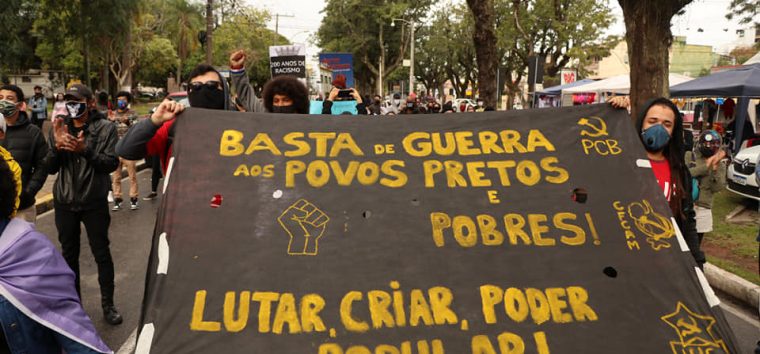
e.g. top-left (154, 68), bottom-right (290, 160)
top-left (189, 81), bottom-right (222, 92)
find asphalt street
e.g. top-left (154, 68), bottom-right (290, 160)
top-left (32, 169), bottom-right (760, 353)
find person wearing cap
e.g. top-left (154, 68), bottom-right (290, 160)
top-left (0, 85), bottom-right (49, 223)
top-left (27, 85), bottom-right (48, 130)
top-left (46, 84), bottom-right (123, 326)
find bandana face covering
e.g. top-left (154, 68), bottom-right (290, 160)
top-left (188, 81), bottom-right (225, 110)
top-left (271, 105), bottom-right (295, 114)
top-left (65, 101), bottom-right (88, 119)
top-left (0, 100), bottom-right (18, 118)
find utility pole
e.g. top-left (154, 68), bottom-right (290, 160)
top-left (273, 14), bottom-right (295, 45)
top-left (392, 18), bottom-right (416, 96)
top-left (206, 0), bottom-right (213, 65)
top-left (409, 19), bottom-right (415, 95)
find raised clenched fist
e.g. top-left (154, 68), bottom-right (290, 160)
top-left (278, 199), bottom-right (330, 256)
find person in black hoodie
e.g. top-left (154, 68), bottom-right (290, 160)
top-left (116, 64), bottom-right (236, 174)
top-left (0, 85), bottom-right (48, 222)
top-left (46, 84), bottom-right (122, 325)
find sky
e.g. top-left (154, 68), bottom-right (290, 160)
top-left (245, 0), bottom-right (753, 57)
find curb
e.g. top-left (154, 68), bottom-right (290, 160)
top-left (704, 262), bottom-right (760, 309)
top-left (724, 204), bottom-right (747, 221)
top-left (34, 160), bottom-right (149, 215)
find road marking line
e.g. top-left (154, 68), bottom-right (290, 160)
top-left (719, 300), bottom-right (760, 328)
top-left (116, 327), bottom-right (137, 354)
top-left (135, 323), bottom-right (155, 354)
top-left (157, 233), bottom-right (169, 274)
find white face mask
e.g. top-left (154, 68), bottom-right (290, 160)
top-left (0, 114), bottom-right (6, 135)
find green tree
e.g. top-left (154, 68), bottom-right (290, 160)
top-left (33, 0), bottom-right (138, 88)
top-left (502, 0), bottom-right (615, 107)
top-left (441, 5), bottom-right (479, 98)
top-left (212, 8), bottom-right (289, 92)
top-left (619, 0), bottom-right (693, 119)
top-left (158, 0), bottom-right (205, 83)
top-left (466, 0), bottom-right (499, 108)
top-left (135, 36), bottom-right (179, 88)
top-left (726, 0), bottom-right (759, 25)
top-left (0, 0), bottom-right (40, 74)
top-left (318, 0), bottom-right (433, 96)
top-left (414, 10), bottom-right (451, 98)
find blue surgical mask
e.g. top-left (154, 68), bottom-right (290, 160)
top-left (641, 124), bottom-right (671, 152)
top-left (117, 100), bottom-right (128, 110)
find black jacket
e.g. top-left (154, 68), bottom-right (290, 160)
top-left (0, 112), bottom-right (49, 209)
top-left (46, 110), bottom-right (119, 211)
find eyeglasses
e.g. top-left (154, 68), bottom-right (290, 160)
top-left (189, 81), bottom-right (222, 92)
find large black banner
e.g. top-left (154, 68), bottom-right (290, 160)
top-left (136, 105), bottom-right (739, 353)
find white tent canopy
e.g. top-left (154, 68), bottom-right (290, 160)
top-left (563, 73), bottom-right (694, 95)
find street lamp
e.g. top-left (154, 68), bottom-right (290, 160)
top-left (391, 18), bottom-right (416, 95)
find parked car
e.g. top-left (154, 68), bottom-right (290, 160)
top-left (148, 91), bottom-right (188, 115)
top-left (726, 144), bottom-right (760, 201)
top-left (452, 98), bottom-right (476, 112)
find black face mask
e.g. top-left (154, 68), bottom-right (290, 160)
top-left (188, 85), bottom-right (225, 110)
top-left (271, 105), bottom-right (295, 114)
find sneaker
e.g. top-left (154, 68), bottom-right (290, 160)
top-left (112, 198), bottom-right (123, 211)
top-left (107, 191), bottom-right (114, 203)
top-left (143, 191), bottom-right (158, 201)
top-left (130, 198), bottom-right (139, 210)
top-left (103, 305), bottom-right (123, 325)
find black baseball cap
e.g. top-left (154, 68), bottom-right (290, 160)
top-left (64, 84), bottom-right (93, 101)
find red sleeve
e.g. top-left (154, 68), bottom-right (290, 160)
top-left (146, 119), bottom-right (174, 158)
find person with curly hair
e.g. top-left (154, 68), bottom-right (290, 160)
top-left (261, 75), bottom-right (310, 114)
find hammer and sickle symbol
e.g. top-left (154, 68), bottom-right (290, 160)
top-left (577, 116), bottom-right (608, 138)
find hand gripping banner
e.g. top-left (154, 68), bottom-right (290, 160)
top-left (136, 105), bottom-right (739, 353)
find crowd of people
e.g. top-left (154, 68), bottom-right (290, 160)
top-left (0, 47), bottom-right (750, 352)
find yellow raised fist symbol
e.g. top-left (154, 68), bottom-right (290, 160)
top-left (278, 199), bottom-right (330, 256)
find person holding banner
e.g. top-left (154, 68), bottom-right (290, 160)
top-left (610, 96), bottom-right (726, 267)
top-left (117, 64), bottom-right (239, 173)
top-left (261, 75), bottom-right (310, 114)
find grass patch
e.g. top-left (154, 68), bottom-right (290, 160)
top-left (132, 102), bottom-right (161, 116)
top-left (704, 190), bottom-right (758, 285)
top-left (707, 257), bottom-right (760, 285)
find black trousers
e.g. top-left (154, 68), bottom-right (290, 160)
top-left (54, 205), bottom-right (115, 306)
top-left (30, 113), bottom-right (45, 131)
top-left (150, 155), bottom-right (162, 192)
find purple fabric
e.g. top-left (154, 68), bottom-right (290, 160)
top-left (0, 218), bottom-right (112, 353)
